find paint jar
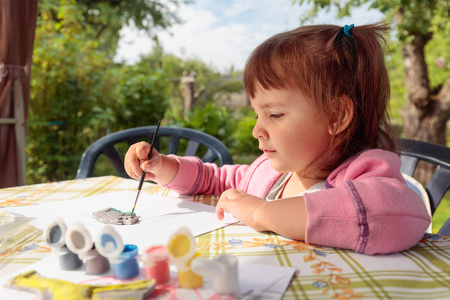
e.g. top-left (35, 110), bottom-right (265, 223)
top-left (177, 252), bottom-right (203, 288)
top-left (142, 245), bottom-right (170, 285)
top-left (113, 244), bottom-right (139, 279)
top-left (191, 254), bottom-right (239, 294)
top-left (65, 222), bottom-right (110, 274)
top-left (85, 249), bottom-right (110, 275)
top-left (211, 254), bottom-right (239, 294)
top-left (58, 245), bottom-right (83, 270)
top-left (45, 217), bottom-right (82, 270)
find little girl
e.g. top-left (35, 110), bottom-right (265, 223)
top-left (125, 23), bottom-right (431, 255)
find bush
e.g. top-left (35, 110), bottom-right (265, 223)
top-left (113, 65), bottom-right (170, 131)
top-left (228, 108), bottom-right (260, 163)
top-left (27, 28), bottom-right (117, 183)
top-left (167, 102), bottom-right (234, 144)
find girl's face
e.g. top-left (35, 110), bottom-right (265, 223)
top-left (251, 87), bottom-right (332, 177)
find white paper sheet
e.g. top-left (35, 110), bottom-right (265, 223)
top-left (1, 192), bottom-right (295, 299)
top-left (3, 191), bottom-right (237, 249)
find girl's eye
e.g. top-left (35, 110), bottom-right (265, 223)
top-left (270, 113), bottom-right (283, 119)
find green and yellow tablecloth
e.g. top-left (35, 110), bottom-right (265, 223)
top-left (1, 176), bottom-right (449, 299)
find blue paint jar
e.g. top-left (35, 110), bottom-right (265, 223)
top-left (113, 244), bottom-right (139, 279)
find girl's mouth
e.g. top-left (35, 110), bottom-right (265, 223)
top-left (263, 149), bottom-right (276, 156)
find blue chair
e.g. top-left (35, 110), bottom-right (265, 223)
top-left (76, 126), bottom-right (233, 179)
top-left (396, 139), bottom-right (450, 236)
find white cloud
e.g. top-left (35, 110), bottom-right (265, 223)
top-left (114, 0), bottom-right (384, 72)
top-left (223, 1), bottom-right (252, 19)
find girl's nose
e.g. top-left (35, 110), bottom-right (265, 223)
top-left (252, 119), bottom-right (267, 139)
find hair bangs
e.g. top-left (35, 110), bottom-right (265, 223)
top-left (244, 35), bottom-right (297, 98)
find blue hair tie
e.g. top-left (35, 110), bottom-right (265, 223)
top-left (343, 24), bottom-right (354, 36)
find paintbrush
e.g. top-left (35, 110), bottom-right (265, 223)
top-left (131, 120), bottom-right (161, 215)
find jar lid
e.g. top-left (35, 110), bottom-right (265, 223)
top-left (117, 244), bottom-right (139, 260)
top-left (167, 226), bottom-right (196, 271)
top-left (65, 222), bottom-right (93, 255)
top-left (94, 225), bottom-right (124, 259)
top-left (142, 245), bottom-right (169, 265)
top-left (44, 217), bottom-right (67, 248)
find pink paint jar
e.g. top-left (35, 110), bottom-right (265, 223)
top-left (143, 245), bottom-right (170, 285)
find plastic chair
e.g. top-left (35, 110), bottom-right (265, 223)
top-left (76, 126), bottom-right (233, 179)
top-left (396, 138), bottom-right (450, 236)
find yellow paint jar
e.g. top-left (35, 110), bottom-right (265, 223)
top-left (177, 252), bottom-right (203, 288)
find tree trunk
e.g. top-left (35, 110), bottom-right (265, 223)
top-left (181, 70), bottom-right (205, 120)
top-left (402, 37), bottom-right (450, 144)
top-left (394, 8), bottom-right (450, 147)
top-left (181, 73), bottom-right (195, 120)
top-left (401, 32), bottom-right (450, 183)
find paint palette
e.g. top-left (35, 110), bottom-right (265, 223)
top-left (92, 208), bottom-right (139, 225)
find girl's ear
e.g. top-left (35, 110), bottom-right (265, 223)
top-left (328, 95), bottom-right (354, 135)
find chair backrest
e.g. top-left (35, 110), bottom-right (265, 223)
top-left (396, 138), bottom-right (450, 235)
top-left (76, 126), bottom-right (233, 180)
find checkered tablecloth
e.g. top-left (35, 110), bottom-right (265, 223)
top-left (1, 176), bottom-right (449, 299)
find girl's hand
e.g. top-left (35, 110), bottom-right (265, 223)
top-left (216, 189), bottom-right (308, 241)
top-left (216, 189), bottom-right (267, 231)
top-left (124, 141), bottom-right (162, 181)
top-left (124, 142), bottom-right (178, 185)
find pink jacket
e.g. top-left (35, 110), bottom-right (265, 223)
top-left (164, 149), bottom-right (431, 255)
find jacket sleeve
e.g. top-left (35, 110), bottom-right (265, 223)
top-left (304, 149), bottom-right (431, 255)
top-left (162, 155), bottom-right (250, 196)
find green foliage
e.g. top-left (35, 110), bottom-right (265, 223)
top-left (139, 46), bottom-right (226, 117)
top-left (227, 107), bottom-right (260, 158)
top-left (205, 77), bottom-right (244, 104)
top-left (386, 40), bottom-right (407, 123)
top-left (114, 64), bottom-right (170, 131)
top-left (433, 191), bottom-right (450, 233)
top-left (28, 2), bottom-right (117, 183)
top-left (27, 0), bottom-right (177, 183)
top-left (163, 101), bottom-right (242, 165)
top-left (137, 45), bottom-right (250, 161)
top-left (425, 31), bottom-right (450, 89)
top-left (27, 0), bottom-right (254, 183)
top-left (39, 0), bottom-right (181, 54)
top-left (27, 0), bottom-right (245, 183)
top-left (293, 0), bottom-right (450, 61)
top-left (167, 102), bottom-right (234, 144)
top-left (141, 46), bottom-right (222, 86)
top-left (295, 1), bottom-right (450, 40)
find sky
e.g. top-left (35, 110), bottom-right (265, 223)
top-left (115, 0), bottom-right (384, 72)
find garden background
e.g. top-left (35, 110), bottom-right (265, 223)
top-left (26, 0), bottom-right (449, 232)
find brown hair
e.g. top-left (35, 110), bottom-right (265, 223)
top-left (244, 23), bottom-right (395, 174)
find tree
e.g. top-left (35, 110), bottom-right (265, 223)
top-left (139, 46), bottom-right (238, 119)
top-left (28, 2), bottom-right (118, 182)
top-left (40, 0), bottom-right (181, 54)
top-left (27, 0), bottom-right (181, 182)
top-left (114, 64), bottom-right (170, 131)
top-left (294, 0), bottom-right (450, 146)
